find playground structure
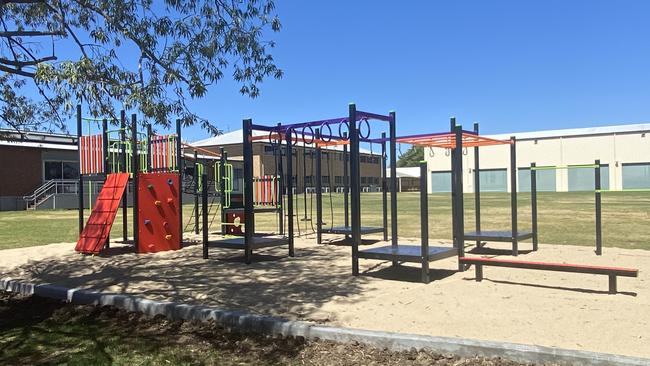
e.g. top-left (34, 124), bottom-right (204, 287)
top-left (75, 105), bottom-right (184, 255)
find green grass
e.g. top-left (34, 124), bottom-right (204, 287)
top-left (0, 192), bottom-right (649, 251)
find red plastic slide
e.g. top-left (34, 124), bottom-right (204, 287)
top-left (75, 173), bottom-right (129, 254)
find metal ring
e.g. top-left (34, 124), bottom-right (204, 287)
top-left (338, 121), bottom-right (350, 140)
top-left (302, 125), bottom-right (314, 145)
top-left (320, 122), bottom-right (332, 143)
top-left (358, 118), bottom-right (371, 139)
top-left (428, 147), bottom-right (435, 157)
top-left (462, 147), bottom-right (468, 155)
top-left (285, 127), bottom-right (298, 145)
top-left (268, 130), bottom-right (280, 147)
top-left (445, 148), bottom-right (451, 157)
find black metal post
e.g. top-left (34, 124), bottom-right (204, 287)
top-left (77, 104), bottom-right (84, 234)
top-left (531, 163), bottom-right (539, 251)
top-left (285, 125), bottom-right (295, 257)
top-left (389, 111), bottom-right (398, 265)
top-left (420, 160), bottom-right (430, 283)
top-left (595, 159), bottom-right (602, 255)
top-left (243, 119), bottom-right (255, 263)
top-left (219, 148), bottom-right (227, 235)
top-left (176, 119), bottom-right (183, 245)
top-left (194, 150), bottom-right (199, 235)
top-left (202, 173), bottom-right (209, 259)
top-left (343, 135), bottom-right (349, 232)
top-left (381, 132), bottom-right (388, 241)
top-left (120, 110), bottom-right (128, 242)
top-left (302, 145), bottom-right (309, 221)
top-left (102, 118), bottom-right (110, 249)
top-left (454, 125), bottom-right (465, 270)
top-left (131, 113), bottom-right (139, 252)
top-left (450, 118), bottom-right (457, 248)
top-left (510, 136), bottom-right (518, 256)
top-left (315, 128), bottom-right (323, 244)
top-left (350, 104), bottom-right (361, 275)
top-left (473, 122), bottom-right (481, 248)
top-left (277, 123), bottom-right (284, 236)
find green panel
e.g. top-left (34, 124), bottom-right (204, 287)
top-left (430, 171), bottom-right (451, 193)
top-left (479, 169), bottom-right (507, 192)
top-left (518, 168), bottom-right (556, 192)
top-left (568, 165), bottom-right (609, 191)
top-left (622, 163), bottom-right (650, 189)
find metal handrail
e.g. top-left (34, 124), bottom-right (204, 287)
top-left (22, 179), bottom-right (80, 207)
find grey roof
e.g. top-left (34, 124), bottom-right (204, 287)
top-left (0, 129), bottom-right (77, 150)
top-left (192, 129), bottom-right (379, 155)
top-left (486, 123), bottom-right (650, 141)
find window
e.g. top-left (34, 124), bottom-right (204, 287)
top-left (374, 177), bottom-right (380, 185)
top-left (322, 175), bottom-right (329, 184)
top-left (44, 161), bottom-right (79, 180)
top-left (430, 171), bottom-right (451, 192)
top-left (264, 145), bottom-right (276, 155)
top-left (622, 163), bottom-right (650, 189)
top-left (233, 168), bottom-right (243, 191)
top-left (305, 176), bottom-right (312, 185)
top-left (361, 177), bottom-right (367, 184)
top-left (568, 164), bottom-right (609, 191)
top-left (479, 169), bottom-right (507, 192)
top-left (360, 156), bottom-right (367, 163)
top-left (335, 176), bottom-right (342, 184)
top-left (518, 167), bottom-right (556, 192)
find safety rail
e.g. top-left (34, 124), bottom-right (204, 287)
top-left (22, 179), bottom-right (81, 209)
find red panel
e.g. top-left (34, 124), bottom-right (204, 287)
top-left (75, 173), bottom-right (130, 254)
top-left (226, 211), bottom-right (244, 235)
top-left (137, 172), bottom-right (181, 253)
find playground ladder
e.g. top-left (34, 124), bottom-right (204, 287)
top-left (75, 173), bottom-right (130, 254)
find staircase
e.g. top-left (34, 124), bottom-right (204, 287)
top-left (75, 173), bottom-right (130, 254)
top-left (23, 180), bottom-right (79, 210)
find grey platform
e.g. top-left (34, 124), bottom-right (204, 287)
top-left (323, 226), bottom-right (385, 235)
top-left (464, 230), bottom-right (533, 242)
top-left (208, 235), bottom-right (288, 250)
top-left (358, 245), bottom-right (457, 263)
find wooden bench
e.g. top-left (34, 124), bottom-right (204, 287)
top-left (459, 257), bottom-right (638, 294)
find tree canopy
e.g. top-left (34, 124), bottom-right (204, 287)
top-left (396, 145), bottom-right (424, 167)
top-left (0, 0), bottom-right (283, 134)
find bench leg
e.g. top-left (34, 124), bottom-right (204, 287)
top-left (609, 275), bottom-right (617, 294)
top-left (475, 264), bottom-right (483, 282)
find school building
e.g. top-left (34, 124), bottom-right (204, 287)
top-left (425, 123), bottom-right (650, 193)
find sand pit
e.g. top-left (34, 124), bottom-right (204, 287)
top-left (1, 234), bottom-right (648, 358)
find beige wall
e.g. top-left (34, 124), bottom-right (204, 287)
top-left (425, 131), bottom-right (650, 192)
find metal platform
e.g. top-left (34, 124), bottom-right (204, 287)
top-left (208, 235), bottom-right (288, 250)
top-left (322, 226), bottom-right (385, 235)
top-left (464, 230), bottom-right (534, 242)
top-left (358, 245), bottom-right (457, 263)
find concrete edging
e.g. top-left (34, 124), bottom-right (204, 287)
top-left (1, 278), bottom-right (647, 366)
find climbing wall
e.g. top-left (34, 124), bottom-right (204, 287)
top-left (138, 172), bottom-right (181, 253)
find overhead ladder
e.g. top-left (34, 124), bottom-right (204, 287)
top-left (75, 173), bottom-right (130, 254)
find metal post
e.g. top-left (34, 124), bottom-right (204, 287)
top-left (420, 160), bottom-right (430, 283)
top-left (220, 148), bottom-right (227, 235)
top-left (120, 111), bottom-right (128, 242)
top-left (243, 119), bottom-right (255, 263)
top-left (102, 118), bottom-right (110, 249)
top-left (473, 122), bottom-right (481, 248)
top-left (202, 173), bottom-right (209, 259)
top-left (510, 136), bottom-right (518, 256)
top-left (531, 163), bottom-right (539, 251)
top-left (285, 125), bottom-right (295, 257)
top-left (277, 123), bottom-right (284, 236)
top-left (350, 104), bottom-right (360, 275)
top-left (131, 113), bottom-right (139, 252)
top-left (381, 132), bottom-right (388, 241)
top-left (595, 159), bottom-right (602, 255)
top-left (343, 135), bottom-right (349, 231)
top-left (194, 150), bottom-right (199, 235)
top-left (389, 111), bottom-right (398, 265)
top-left (176, 119), bottom-right (183, 245)
top-left (315, 129), bottom-right (323, 244)
top-left (454, 125), bottom-right (465, 270)
top-left (450, 118), bottom-right (457, 248)
top-left (77, 104), bottom-right (84, 234)
top-left (302, 145), bottom-right (309, 221)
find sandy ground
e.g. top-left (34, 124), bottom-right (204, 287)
top-left (0, 234), bottom-right (648, 358)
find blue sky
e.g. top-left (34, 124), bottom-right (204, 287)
top-left (88, 1), bottom-right (650, 141)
